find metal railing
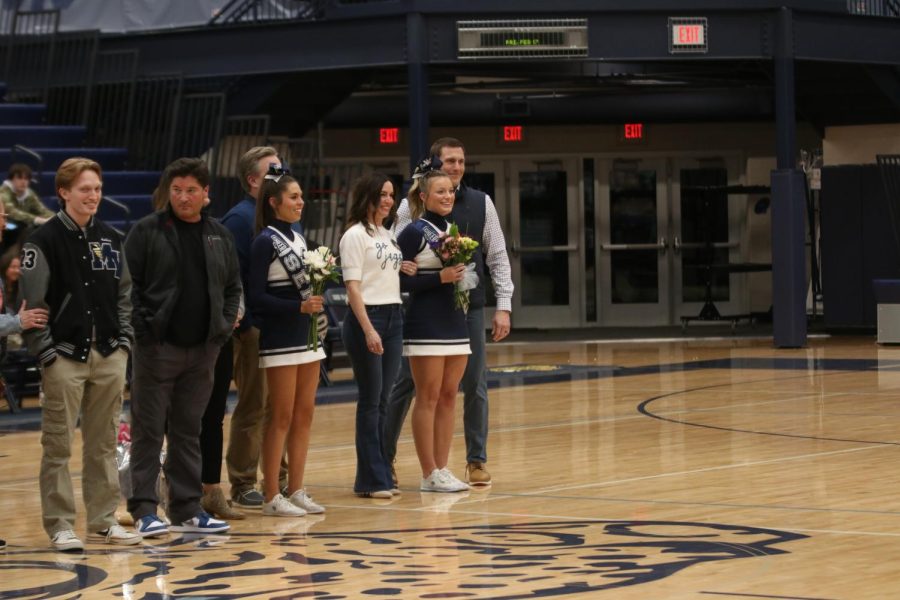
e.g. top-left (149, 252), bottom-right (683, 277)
top-left (299, 161), bottom-right (362, 251)
top-left (1, 9), bottom-right (60, 104)
top-left (209, 0), bottom-right (327, 25)
top-left (0, 5), bottom-right (336, 220)
top-left (208, 115), bottom-right (272, 216)
top-left (848, 0), bottom-right (900, 17)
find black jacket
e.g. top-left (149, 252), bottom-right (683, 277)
top-left (124, 208), bottom-right (242, 346)
top-left (20, 210), bottom-right (133, 366)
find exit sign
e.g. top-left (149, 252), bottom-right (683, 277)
top-left (623, 123), bottom-right (643, 140)
top-left (668, 17), bottom-right (707, 54)
top-left (501, 125), bottom-right (525, 143)
top-left (378, 127), bottom-right (400, 145)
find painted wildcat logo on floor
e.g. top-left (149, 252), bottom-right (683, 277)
top-left (0, 520), bottom-right (806, 598)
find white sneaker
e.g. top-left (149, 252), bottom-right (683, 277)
top-left (356, 490), bottom-right (393, 499)
top-left (90, 524), bottom-right (141, 546)
top-left (51, 529), bottom-right (84, 552)
top-left (263, 493), bottom-right (306, 517)
top-left (420, 469), bottom-right (468, 493)
top-left (289, 489), bottom-right (325, 514)
top-left (439, 468), bottom-right (470, 491)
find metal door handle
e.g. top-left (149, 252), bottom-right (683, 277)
top-left (600, 238), bottom-right (667, 252)
top-left (673, 236), bottom-right (738, 254)
top-left (511, 243), bottom-right (577, 254)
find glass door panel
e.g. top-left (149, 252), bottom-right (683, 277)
top-left (509, 159), bottom-right (581, 327)
top-left (672, 156), bottom-right (746, 321)
top-left (598, 159), bottom-right (669, 326)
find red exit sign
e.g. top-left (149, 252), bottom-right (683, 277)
top-left (669, 17), bottom-right (708, 54)
top-left (502, 125), bottom-right (524, 143)
top-left (378, 127), bottom-right (399, 144)
top-left (623, 123), bottom-right (643, 140)
top-left (673, 24), bottom-right (704, 45)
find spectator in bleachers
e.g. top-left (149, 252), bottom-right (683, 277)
top-left (0, 245), bottom-right (24, 351)
top-left (221, 146), bottom-right (289, 510)
top-left (0, 205), bottom-right (46, 340)
top-left (124, 158), bottom-right (242, 538)
top-left (0, 247), bottom-right (21, 314)
top-left (19, 157), bottom-right (140, 551)
top-left (1, 163), bottom-right (53, 228)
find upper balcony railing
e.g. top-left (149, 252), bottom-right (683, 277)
top-left (208, 0), bottom-right (328, 25)
top-left (847, 0), bottom-right (900, 17)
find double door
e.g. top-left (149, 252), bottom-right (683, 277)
top-left (596, 156), bottom-right (746, 326)
top-left (467, 158), bottom-right (581, 328)
top-left (367, 154), bottom-right (747, 329)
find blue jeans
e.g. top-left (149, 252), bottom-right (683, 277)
top-left (343, 304), bottom-right (403, 493)
top-left (384, 307), bottom-right (489, 464)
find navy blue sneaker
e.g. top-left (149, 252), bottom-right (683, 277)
top-left (169, 512), bottom-right (229, 534)
top-left (232, 488), bottom-right (264, 509)
top-left (134, 515), bottom-right (169, 538)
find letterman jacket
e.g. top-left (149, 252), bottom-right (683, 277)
top-left (20, 210), bottom-right (133, 366)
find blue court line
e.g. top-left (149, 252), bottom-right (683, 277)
top-left (700, 591), bottom-right (838, 600)
top-left (2, 357), bottom-right (895, 434)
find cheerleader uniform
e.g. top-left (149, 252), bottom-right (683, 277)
top-left (396, 210), bottom-right (471, 356)
top-left (249, 219), bottom-right (326, 368)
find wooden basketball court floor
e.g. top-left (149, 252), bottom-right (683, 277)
top-left (1, 335), bottom-right (899, 599)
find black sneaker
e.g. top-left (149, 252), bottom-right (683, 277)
top-left (232, 488), bottom-right (264, 509)
top-left (0, 537), bottom-right (6, 550)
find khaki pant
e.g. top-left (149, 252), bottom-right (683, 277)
top-left (40, 349), bottom-right (127, 537)
top-left (226, 327), bottom-right (287, 493)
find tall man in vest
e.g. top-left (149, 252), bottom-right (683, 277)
top-left (384, 137), bottom-right (514, 486)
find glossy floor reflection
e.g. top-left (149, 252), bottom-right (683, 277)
top-left (2, 336), bottom-right (899, 598)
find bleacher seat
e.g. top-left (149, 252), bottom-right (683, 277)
top-left (0, 147), bottom-right (129, 172)
top-left (0, 104), bottom-right (45, 125)
top-left (38, 171), bottom-right (159, 196)
top-left (0, 125), bottom-right (86, 147)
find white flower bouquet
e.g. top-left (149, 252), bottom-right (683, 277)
top-left (302, 246), bottom-right (341, 350)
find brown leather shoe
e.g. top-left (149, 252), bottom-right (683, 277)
top-left (465, 462), bottom-right (492, 486)
top-left (201, 487), bottom-right (246, 520)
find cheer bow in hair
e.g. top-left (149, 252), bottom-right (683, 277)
top-left (263, 162), bottom-right (291, 182)
top-left (411, 155), bottom-right (443, 179)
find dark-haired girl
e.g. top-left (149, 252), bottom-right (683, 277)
top-left (339, 173), bottom-right (417, 498)
top-left (249, 172), bottom-right (325, 517)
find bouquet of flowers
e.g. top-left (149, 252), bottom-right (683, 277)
top-left (302, 246), bottom-right (341, 350)
top-left (428, 222), bottom-right (480, 312)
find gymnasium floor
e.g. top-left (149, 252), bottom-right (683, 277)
top-left (0, 335), bottom-right (897, 599)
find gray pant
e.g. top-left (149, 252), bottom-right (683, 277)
top-left (384, 307), bottom-right (489, 464)
top-left (127, 341), bottom-right (218, 524)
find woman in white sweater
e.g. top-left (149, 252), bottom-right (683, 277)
top-left (340, 173), bottom-right (416, 498)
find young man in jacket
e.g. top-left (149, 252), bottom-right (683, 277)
top-left (20, 157), bottom-right (140, 551)
top-left (125, 157), bottom-right (242, 538)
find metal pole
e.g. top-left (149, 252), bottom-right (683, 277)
top-left (406, 11), bottom-right (429, 172)
top-left (771, 7), bottom-right (807, 348)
